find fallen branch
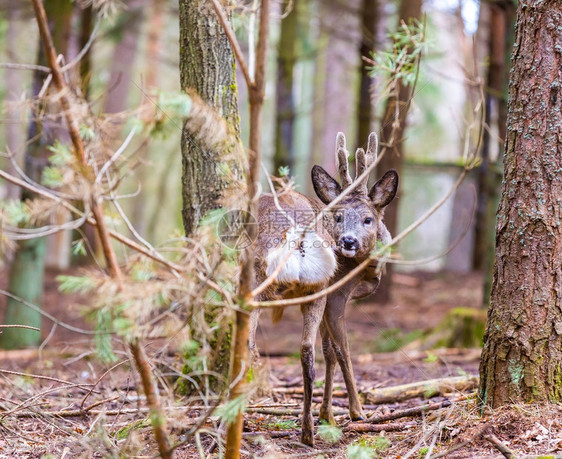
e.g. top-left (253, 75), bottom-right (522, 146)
top-left (367, 400), bottom-right (451, 423)
top-left (274, 387), bottom-right (347, 398)
top-left (362, 375), bottom-right (479, 405)
top-left (344, 422), bottom-right (414, 433)
top-left (428, 438), bottom-right (473, 459)
top-left (484, 433), bottom-right (515, 459)
top-left (245, 407), bottom-right (349, 416)
top-left (12, 407), bottom-right (148, 418)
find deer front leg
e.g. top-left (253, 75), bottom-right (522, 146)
top-left (319, 320), bottom-right (337, 425)
top-left (325, 293), bottom-right (364, 421)
top-left (300, 299), bottom-right (325, 446)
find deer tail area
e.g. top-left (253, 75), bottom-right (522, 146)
top-left (265, 226), bottom-right (337, 287)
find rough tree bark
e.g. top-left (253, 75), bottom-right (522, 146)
top-left (273, 0), bottom-right (298, 175)
top-left (179, 0), bottom-right (244, 397)
top-left (373, 0), bottom-right (421, 303)
top-left (479, 0), bottom-right (562, 407)
top-left (355, 0), bottom-right (379, 149)
top-left (179, 0), bottom-right (242, 235)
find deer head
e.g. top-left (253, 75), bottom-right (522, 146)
top-left (311, 132), bottom-right (398, 259)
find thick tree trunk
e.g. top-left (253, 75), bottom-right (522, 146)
top-left (479, 0), bottom-right (562, 407)
top-left (179, 0), bottom-right (242, 235)
top-left (355, 0), bottom-right (379, 149)
top-left (179, 0), bottom-right (244, 398)
top-left (373, 0), bottom-right (422, 304)
top-left (273, 0), bottom-right (298, 175)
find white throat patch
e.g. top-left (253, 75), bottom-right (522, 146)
top-left (266, 226), bottom-right (337, 285)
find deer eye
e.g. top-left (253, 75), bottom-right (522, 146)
top-left (334, 214), bottom-right (342, 223)
top-left (364, 217), bottom-right (373, 225)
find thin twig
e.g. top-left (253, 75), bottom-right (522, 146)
top-left (80, 359), bottom-right (129, 410)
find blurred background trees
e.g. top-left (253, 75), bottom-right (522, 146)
top-left (0, 0), bottom-right (510, 348)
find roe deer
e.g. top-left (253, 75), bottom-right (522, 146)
top-left (249, 132), bottom-right (398, 446)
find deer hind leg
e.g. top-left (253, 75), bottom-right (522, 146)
top-left (324, 295), bottom-right (365, 421)
top-left (300, 298), bottom-right (326, 446)
top-left (319, 320), bottom-right (337, 425)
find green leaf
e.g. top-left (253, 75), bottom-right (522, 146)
top-left (79, 124), bottom-right (96, 141)
top-left (113, 317), bottom-right (132, 336)
top-left (278, 165), bottom-right (290, 177)
top-left (347, 443), bottom-right (375, 459)
top-left (71, 239), bottom-right (87, 257)
top-left (216, 395), bottom-right (247, 426)
top-left (94, 308), bottom-right (117, 363)
top-left (41, 167), bottom-right (64, 188)
top-left (157, 91), bottom-right (192, 118)
top-left (47, 140), bottom-right (73, 166)
top-left (318, 422), bottom-right (342, 444)
top-left (57, 275), bottom-right (97, 294)
top-left (423, 351), bottom-right (438, 363)
top-left (3, 200), bottom-right (30, 226)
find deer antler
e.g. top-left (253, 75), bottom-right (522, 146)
top-left (336, 132), bottom-right (379, 194)
top-left (335, 132), bottom-right (352, 189)
top-left (354, 132), bottom-right (378, 194)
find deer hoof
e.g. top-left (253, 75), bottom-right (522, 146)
top-left (318, 411), bottom-right (336, 426)
top-left (301, 430), bottom-right (314, 447)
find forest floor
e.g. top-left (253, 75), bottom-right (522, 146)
top-left (1, 270), bottom-right (561, 458)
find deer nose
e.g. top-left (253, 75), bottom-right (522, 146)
top-left (341, 236), bottom-right (359, 251)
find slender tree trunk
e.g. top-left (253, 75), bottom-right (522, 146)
top-left (479, 0), bottom-right (562, 407)
top-left (132, 0), bottom-right (165, 236)
top-left (473, 2), bottom-right (510, 311)
top-left (355, 0), bottom-right (379, 148)
top-left (103, 0), bottom-right (145, 114)
top-left (1, 0), bottom-right (74, 349)
top-left (273, 0), bottom-right (298, 175)
top-left (374, 0), bottom-right (422, 304)
top-left (78, 4), bottom-right (94, 98)
top-left (4, 6), bottom-right (24, 200)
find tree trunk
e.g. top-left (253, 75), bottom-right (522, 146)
top-left (373, 0), bottom-right (422, 304)
top-left (179, 0), bottom-right (242, 235)
top-left (473, 1), bottom-right (514, 273)
top-left (355, 0), bottom-right (379, 149)
top-left (3, 6), bottom-right (24, 200)
top-left (78, 4), bottom-right (94, 98)
top-left (131, 0), bottom-right (165, 237)
top-left (179, 0), bottom-right (244, 396)
top-left (273, 0), bottom-right (298, 175)
top-left (0, 238), bottom-right (46, 348)
top-left (1, 0), bottom-right (74, 349)
top-left (103, 0), bottom-right (145, 114)
top-left (479, 0), bottom-right (562, 407)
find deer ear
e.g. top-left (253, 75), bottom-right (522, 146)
top-left (311, 165), bottom-right (341, 204)
top-left (369, 169), bottom-right (399, 209)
